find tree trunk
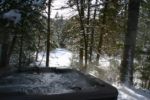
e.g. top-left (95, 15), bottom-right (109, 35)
top-left (36, 35), bottom-right (41, 61)
top-left (7, 35), bottom-right (17, 65)
top-left (148, 80), bottom-right (150, 89)
top-left (76, 0), bottom-right (86, 69)
top-left (120, 0), bottom-right (140, 86)
top-left (19, 34), bottom-right (23, 68)
top-left (46, 0), bottom-right (52, 67)
top-left (85, 0), bottom-right (91, 66)
top-left (0, 33), bottom-right (9, 68)
top-left (0, 44), bottom-right (9, 68)
top-left (96, 0), bottom-right (108, 64)
top-left (89, 0), bottom-right (98, 63)
top-left (123, 0), bottom-right (128, 36)
top-left (0, 33), bottom-right (17, 68)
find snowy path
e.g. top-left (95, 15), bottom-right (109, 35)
top-left (30, 48), bottom-right (73, 68)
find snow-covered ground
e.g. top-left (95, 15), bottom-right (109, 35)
top-left (30, 48), bottom-right (73, 68)
top-left (30, 48), bottom-right (150, 100)
top-left (114, 84), bottom-right (150, 100)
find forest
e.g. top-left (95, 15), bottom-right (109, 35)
top-left (0, 0), bottom-right (150, 100)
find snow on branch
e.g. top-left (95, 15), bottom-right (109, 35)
top-left (3, 9), bottom-right (21, 24)
top-left (32, 0), bottom-right (45, 6)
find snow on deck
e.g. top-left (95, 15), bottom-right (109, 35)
top-left (0, 71), bottom-right (97, 94)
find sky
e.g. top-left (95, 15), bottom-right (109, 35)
top-left (51, 0), bottom-right (77, 18)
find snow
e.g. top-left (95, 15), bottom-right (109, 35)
top-left (51, 0), bottom-right (77, 18)
top-left (0, 71), bottom-right (97, 94)
top-left (114, 84), bottom-right (150, 100)
top-left (32, 0), bottom-right (44, 6)
top-left (95, 55), bottom-right (150, 100)
top-left (30, 48), bottom-right (73, 68)
top-left (143, 0), bottom-right (148, 3)
top-left (3, 9), bottom-right (21, 24)
top-left (97, 55), bottom-right (121, 70)
top-left (28, 48), bottom-right (150, 99)
top-left (98, 57), bottom-right (111, 70)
